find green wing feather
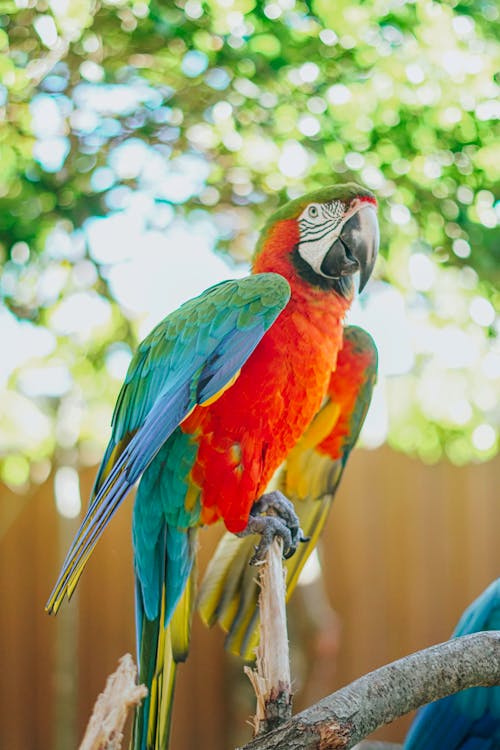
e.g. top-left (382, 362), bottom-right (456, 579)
top-left (46, 273), bottom-right (290, 615)
top-left (46, 272), bottom-right (290, 750)
top-left (198, 326), bottom-right (378, 660)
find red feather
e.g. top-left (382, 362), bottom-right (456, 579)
top-left (181, 219), bottom-right (353, 533)
top-left (318, 333), bottom-right (376, 460)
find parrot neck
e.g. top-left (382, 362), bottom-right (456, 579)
top-left (252, 218), bottom-right (353, 318)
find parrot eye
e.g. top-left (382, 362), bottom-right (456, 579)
top-left (308, 204), bottom-right (320, 219)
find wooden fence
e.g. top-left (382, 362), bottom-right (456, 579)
top-left (1, 446), bottom-right (499, 749)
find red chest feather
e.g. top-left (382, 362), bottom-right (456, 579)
top-left (181, 222), bottom-right (351, 533)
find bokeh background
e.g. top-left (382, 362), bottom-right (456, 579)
top-left (1, 0), bottom-right (499, 748)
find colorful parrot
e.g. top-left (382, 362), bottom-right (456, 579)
top-left (404, 579), bottom-right (500, 750)
top-left (198, 323), bottom-right (378, 659)
top-left (46, 182), bottom-right (379, 749)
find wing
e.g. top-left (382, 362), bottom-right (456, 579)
top-left (404, 579), bottom-right (500, 750)
top-left (46, 272), bottom-right (290, 614)
top-left (198, 325), bottom-right (378, 659)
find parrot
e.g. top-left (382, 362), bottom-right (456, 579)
top-left (46, 182), bottom-right (379, 750)
top-left (404, 579), bottom-right (500, 750)
top-left (198, 323), bottom-right (378, 660)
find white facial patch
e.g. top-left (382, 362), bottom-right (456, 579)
top-left (296, 199), bottom-right (365, 277)
top-left (296, 201), bottom-right (346, 275)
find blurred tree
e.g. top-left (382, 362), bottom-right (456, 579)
top-left (0, 0), bottom-right (499, 488)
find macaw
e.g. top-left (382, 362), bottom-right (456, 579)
top-left (198, 323), bottom-right (378, 659)
top-left (46, 182), bottom-right (379, 750)
top-left (404, 579), bottom-right (500, 750)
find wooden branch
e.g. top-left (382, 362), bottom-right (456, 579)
top-left (245, 539), bottom-right (293, 735)
top-left (238, 631), bottom-right (500, 750)
top-left (78, 654), bottom-right (147, 750)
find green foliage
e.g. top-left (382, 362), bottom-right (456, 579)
top-left (0, 0), bottom-right (499, 485)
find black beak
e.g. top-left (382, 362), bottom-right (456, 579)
top-left (320, 205), bottom-right (379, 292)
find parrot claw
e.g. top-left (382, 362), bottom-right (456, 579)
top-left (238, 514), bottom-right (293, 564)
top-left (237, 490), bottom-right (305, 564)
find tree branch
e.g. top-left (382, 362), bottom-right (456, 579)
top-left (238, 631), bottom-right (500, 750)
top-left (245, 539), bottom-right (293, 735)
top-left (78, 654), bottom-right (147, 750)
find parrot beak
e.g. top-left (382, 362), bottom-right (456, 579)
top-left (320, 204), bottom-right (379, 292)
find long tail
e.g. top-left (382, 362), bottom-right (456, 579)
top-left (132, 528), bottom-right (197, 750)
top-left (46, 455), bottom-right (131, 614)
top-left (198, 492), bottom-right (333, 661)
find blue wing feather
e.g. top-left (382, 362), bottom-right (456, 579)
top-left (46, 273), bottom-right (290, 614)
top-left (196, 322), bottom-right (268, 402)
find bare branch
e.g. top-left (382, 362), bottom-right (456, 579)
top-left (78, 654), bottom-right (147, 750)
top-left (245, 539), bottom-right (293, 735)
top-left (238, 631), bottom-right (500, 750)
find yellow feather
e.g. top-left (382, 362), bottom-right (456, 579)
top-left (199, 475), bottom-right (337, 661)
top-left (96, 439), bottom-right (128, 486)
top-left (66, 544), bottom-right (97, 599)
top-left (146, 589), bottom-right (177, 750)
top-left (285, 401), bottom-right (340, 499)
top-left (184, 478), bottom-right (200, 513)
top-left (171, 571), bottom-right (195, 662)
top-left (46, 466), bottom-right (126, 614)
top-left (156, 633), bottom-right (175, 750)
top-left (285, 498), bottom-right (331, 593)
top-left (199, 369), bottom-right (241, 407)
top-left (224, 585), bottom-right (260, 659)
top-left (198, 534), bottom-right (252, 628)
top-left (293, 400), bottom-right (341, 451)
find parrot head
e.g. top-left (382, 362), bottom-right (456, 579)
top-left (254, 183), bottom-right (379, 297)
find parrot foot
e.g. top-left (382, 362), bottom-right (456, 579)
top-left (238, 491), bottom-right (307, 565)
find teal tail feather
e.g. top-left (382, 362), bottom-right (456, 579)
top-left (131, 527), bottom-right (197, 750)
